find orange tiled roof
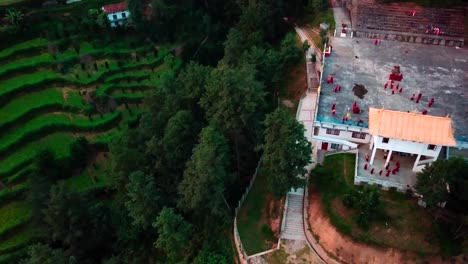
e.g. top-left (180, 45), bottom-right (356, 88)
top-left (368, 108), bottom-right (456, 146)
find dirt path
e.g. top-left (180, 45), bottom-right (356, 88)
top-left (307, 189), bottom-right (464, 264)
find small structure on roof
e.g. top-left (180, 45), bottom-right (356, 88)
top-left (102, 2), bottom-right (130, 27)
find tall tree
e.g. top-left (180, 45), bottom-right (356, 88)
top-left (42, 182), bottom-right (90, 256)
top-left (178, 126), bottom-right (232, 219)
top-left (262, 107), bottom-right (311, 197)
top-left (127, 0), bottom-right (145, 29)
top-left (70, 136), bottom-right (90, 169)
top-left (415, 157), bottom-right (468, 208)
top-left (279, 32), bottom-right (303, 69)
top-left (125, 171), bottom-right (160, 229)
top-left (193, 248), bottom-right (227, 264)
top-left (153, 207), bottom-right (192, 262)
top-left (109, 129), bottom-right (146, 189)
top-left (200, 63), bottom-right (266, 170)
top-left (176, 62), bottom-right (211, 115)
top-left (160, 110), bottom-right (201, 175)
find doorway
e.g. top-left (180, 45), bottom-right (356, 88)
top-left (321, 142), bottom-right (328, 150)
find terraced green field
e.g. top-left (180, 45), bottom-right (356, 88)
top-left (0, 37), bottom-right (180, 261)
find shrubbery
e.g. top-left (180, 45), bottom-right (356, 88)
top-left (342, 185), bottom-right (384, 230)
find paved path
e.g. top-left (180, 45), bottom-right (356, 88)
top-left (295, 27), bottom-right (323, 67)
top-left (332, 5), bottom-right (353, 38)
top-left (281, 188), bottom-right (307, 240)
top-left (277, 29), bottom-right (329, 264)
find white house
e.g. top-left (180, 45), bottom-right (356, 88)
top-left (102, 2), bottom-right (130, 27)
top-left (367, 108), bottom-right (456, 172)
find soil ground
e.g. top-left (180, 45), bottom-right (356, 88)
top-left (307, 188), bottom-right (466, 264)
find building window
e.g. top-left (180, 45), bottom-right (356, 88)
top-left (330, 143), bottom-right (341, 150)
top-left (122, 12), bottom-right (126, 18)
top-left (427, 144), bottom-right (437, 150)
top-left (326, 128), bottom-right (340, 135)
top-left (382, 137), bottom-right (389, 143)
top-left (113, 14), bottom-right (118, 20)
top-left (352, 132), bottom-right (366, 139)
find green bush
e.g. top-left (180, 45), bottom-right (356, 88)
top-left (352, 185), bottom-right (382, 230)
top-left (260, 224), bottom-right (275, 241)
top-left (342, 193), bottom-right (355, 208)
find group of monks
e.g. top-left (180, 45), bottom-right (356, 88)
top-left (363, 153), bottom-right (401, 177)
top-left (384, 80), bottom-right (403, 94)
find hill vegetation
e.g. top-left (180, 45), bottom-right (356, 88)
top-left (0, 0), bottom-right (314, 263)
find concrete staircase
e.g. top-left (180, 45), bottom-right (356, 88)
top-left (281, 188), bottom-right (306, 240)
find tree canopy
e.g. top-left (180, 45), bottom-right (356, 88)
top-left (153, 207), bottom-right (193, 262)
top-left (415, 157), bottom-right (468, 208)
top-left (178, 126), bottom-right (232, 219)
top-left (262, 107), bottom-right (312, 197)
top-left (125, 171), bottom-right (161, 229)
top-left (201, 63), bottom-right (266, 133)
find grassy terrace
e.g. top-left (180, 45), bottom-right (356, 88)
top-left (0, 133), bottom-right (75, 178)
top-left (310, 154), bottom-right (444, 256)
top-left (0, 111), bottom-right (121, 156)
top-left (0, 88), bottom-right (85, 130)
top-left (0, 201), bottom-right (32, 238)
top-left (0, 27), bottom-right (180, 260)
top-left (0, 39), bottom-right (46, 61)
top-left (237, 168), bottom-right (279, 255)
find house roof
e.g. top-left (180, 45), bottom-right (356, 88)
top-left (368, 107), bottom-right (456, 146)
top-left (102, 2), bottom-right (128, 13)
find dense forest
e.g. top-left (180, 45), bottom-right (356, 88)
top-left (0, 0), bottom-right (315, 263)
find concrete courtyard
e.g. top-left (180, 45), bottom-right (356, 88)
top-left (356, 144), bottom-right (418, 190)
top-left (318, 37), bottom-right (468, 142)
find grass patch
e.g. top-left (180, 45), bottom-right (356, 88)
top-left (237, 168), bottom-right (277, 255)
top-left (265, 247), bottom-right (288, 264)
top-left (281, 53), bottom-right (306, 109)
top-left (65, 159), bottom-right (111, 193)
top-left (302, 8), bottom-right (336, 31)
top-left (0, 0), bottom-right (23, 5)
top-left (310, 154), bottom-right (440, 255)
top-left (0, 38), bottom-right (46, 61)
top-left (0, 225), bottom-right (41, 255)
top-left (0, 201), bottom-right (31, 237)
top-left (0, 111), bottom-right (120, 155)
top-left (0, 133), bottom-right (75, 178)
top-left (304, 27), bottom-right (324, 52)
top-left (0, 182), bottom-right (28, 205)
top-left (0, 88), bottom-right (85, 131)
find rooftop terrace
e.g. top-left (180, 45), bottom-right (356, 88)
top-left (317, 37), bottom-right (468, 142)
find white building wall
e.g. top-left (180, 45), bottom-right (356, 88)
top-left (313, 124), bottom-right (370, 151)
top-left (316, 127), bottom-right (370, 144)
top-left (372, 135), bottom-right (442, 158)
top-left (107, 10), bottom-right (130, 27)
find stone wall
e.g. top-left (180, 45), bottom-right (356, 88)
top-left (349, 0), bottom-right (465, 47)
top-left (354, 29), bottom-right (464, 47)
